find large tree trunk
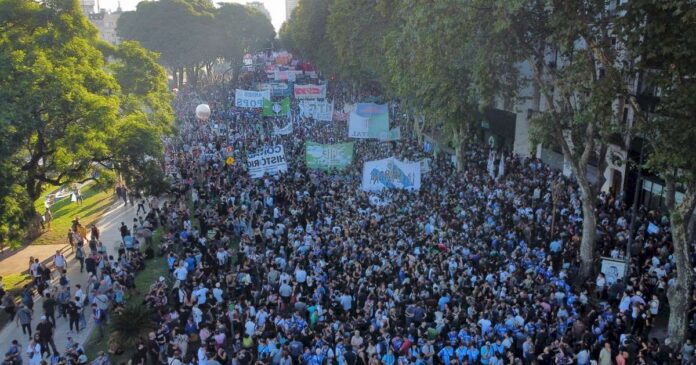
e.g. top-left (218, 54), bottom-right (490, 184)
top-left (665, 181), bottom-right (695, 347)
top-left (577, 180), bottom-right (598, 280)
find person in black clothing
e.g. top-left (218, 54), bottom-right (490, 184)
top-left (344, 346), bottom-right (357, 365)
top-left (36, 316), bottom-right (58, 356)
top-left (66, 298), bottom-right (80, 332)
top-left (42, 293), bottom-right (57, 326)
top-left (132, 341), bottom-right (148, 365)
top-left (147, 332), bottom-right (160, 365)
top-left (85, 254), bottom-right (97, 277)
top-left (120, 222), bottom-right (129, 244)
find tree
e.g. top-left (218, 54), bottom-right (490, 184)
top-left (385, 1), bottom-right (515, 171)
top-left (326, 0), bottom-right (396, 87)
top-left (0, 0), bottom-right (120, 206)
top-left (619, 0), bottom-right (696, 346)
top-left (0, 0), bottom-right (173, 243)
top-left (278, 0), bottom-right (337, 75)
top-left (466, 0), bottom-right (632, 279)
top-left (216, 3), bottom-right (275, 82)
top-left (117, 0), bottom-right (215, 88)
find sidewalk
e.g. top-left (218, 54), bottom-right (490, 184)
top-left (0, 200), bottom-right (139, 356)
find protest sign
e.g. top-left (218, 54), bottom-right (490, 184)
top-left (299, 100), bottom-right (334, 121)
top-left (379, 127), bottom-right (401, 141)
top-left (294, 84), bottom-right (327, 99)
top-left (273, 123), bottom-right (293, 136)
top-left (235, 89), bottom-right (270, 108)
top-left (348, 103), bottom-right (389, 139)
top-left (263, 97), bottom-right (290, 117)
top-left (362, 157), bottom-right (421, 191)
top-left (305, 142), bottom-right (354, 170)
top-left (247, 145), bottom-right (288, 178)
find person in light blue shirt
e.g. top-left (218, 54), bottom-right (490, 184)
top-left (455, 343), bottom-right (467, 363)
top-left (480, 343), bottom-right (492, 365)
top-left (491, 339), bottom-right (504, 356)
top-left (382, 349), bottom-right (396, 365)
top-left (549, 239), bottom-right (562, 253)
top-left (437, 345), bottom-right (454, 365)
top-left (438, 293), bottom-right (450, 312)
top-left (466, 344), bottom-right (479, 364)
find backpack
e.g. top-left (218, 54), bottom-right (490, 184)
top-left (60, 276), bottom-right (69, 286)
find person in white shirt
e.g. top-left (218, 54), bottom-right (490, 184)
top-left (53, 251), bottom-right (66, 272)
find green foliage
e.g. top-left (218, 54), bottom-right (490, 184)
top-left (0, 0), bottom-right (173, 245)
top-left (279, 0), bottom-right (337, 75)
top-left (109, 303), bottom-right (157, 350)
top-left (326, 0), bottom-right (395, 84)
top-left (117, 0), bottom-right (274, 86)
top-left (619, 0), bottom-right (696, 186)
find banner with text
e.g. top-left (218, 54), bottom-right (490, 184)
top-left (294, 84), bottom-right (327, 99)
top-left (305, 142), bottom-right (354, 170)
top-left (247, 145), bottom-right (288, 178)
top-left (362, 157), bottom-right (421, 191)
top-left (299, 100), bottom-right (334, 121)
top-left (348, 103), bottom-right (390, 139)
top-left (235, 89), bottom-right (270, 108)
top-left (273, 70), bottom-right (302, 82)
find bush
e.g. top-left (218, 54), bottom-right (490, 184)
top-left (108, 303), bottom-right (156, 351)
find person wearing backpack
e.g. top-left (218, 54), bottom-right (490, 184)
top-left (42, 293), bottom-right (57, 326)
top-left (75, 246), bottom-right (85, 273)
top-left (57, 287), bottom-right (70, 319)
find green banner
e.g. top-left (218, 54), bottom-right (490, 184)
top-left (262, 97), bottom-right (290, 117)
top-left (305, 142), bottom-right (354, 170)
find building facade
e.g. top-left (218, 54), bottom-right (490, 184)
top-left (88, 10), bottom-right (122, 45)
top-left (285, 0), bottom-right (298, 21)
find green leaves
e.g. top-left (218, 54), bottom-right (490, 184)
top-left (0, 0), bottom-right (173, 240)
top-left (117, 0), bottom-right (275, 84)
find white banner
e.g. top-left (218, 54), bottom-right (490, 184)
top-left (235, 89), bottom-right (270, 108)
top-left (379, 127), bottom-right (401, 141)
top-left (420, 158), bottom-right (431, 175)
top-left (299, 100), bottom-right (334, 121)
top-left (247, 145), bottom-right (288, 178)
top-left (273, 70), bottom-right (301, 82)
top-left (348, 111), bottom-right (370, 138)
top-left (294, 84), bottom-right (327, 99)
top-left (273, 123), bottom-right (293, 136)
top-left (362, 157), bottom-right (421, 191)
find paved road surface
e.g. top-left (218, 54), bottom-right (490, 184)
top-left (0, 201), bottom-right (138, 358)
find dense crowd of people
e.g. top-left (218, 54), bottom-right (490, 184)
top-left (5, 53), bottom-right (695, 365)
top-left (150, 57), bottom-right (694, 365)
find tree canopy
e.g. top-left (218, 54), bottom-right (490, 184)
top-left (118, 0), bottom-right (275, 87)
top-left (0, 0), bottom-right (173, 245)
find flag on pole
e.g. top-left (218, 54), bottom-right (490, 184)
top-left (263, 97), bottom-right (290, 117)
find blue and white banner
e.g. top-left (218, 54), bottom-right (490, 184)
top-left (235, 89), bottom-right (271, 108)
top-left (247, 145), bottom-right (288, 178)
top-left (361, 157), bottom-right (421, 191)
top-left (299, 100), bottom-right (334, 121)
top-left (273, 123), bottom-right (293, 136)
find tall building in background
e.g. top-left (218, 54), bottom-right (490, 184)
top-left (285, 0), bottom-right (298, 21)
top-left (246, 1), bottom-right (271, 21)
top-left (79, 0), bottom-right (122, 45)
top-left (79, 0), bottom-right (95, 14)
top-left (88, 10), bottom-right (122, 45)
